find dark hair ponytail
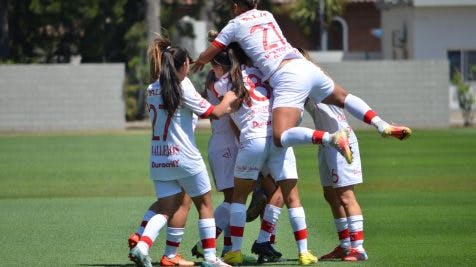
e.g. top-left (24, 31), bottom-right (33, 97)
top-left (226, 44), bottom-right (249, 105)
top-left (148, 35), bottom-right (191, 116)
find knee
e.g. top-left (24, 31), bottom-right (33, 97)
top-left (273, 133), bottom-right (283, 147)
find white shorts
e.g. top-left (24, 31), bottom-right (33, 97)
top-left (318, 141), bottom-right (363, 188)
top-left (234, 137), bottom-right (298, 181)
top-left (269, 59), bottom-right (335, 110)
top-left (153, 170), bottom-right (211, 198)
top-left (208, 134), bottom-right (238, 191)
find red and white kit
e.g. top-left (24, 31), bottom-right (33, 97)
top-left (213, 65), bottom-right (297, 181)
top-left (147, 77), bottom-right (214, 197)
top-left (305, 99), bottom-right (363, 188)
top-left (214, 9), bottom-right (334, 110)
top-left (206, 86), bottom-right (238, 192)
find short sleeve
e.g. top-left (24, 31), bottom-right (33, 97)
top-left (215, 20), bottom-right (238, 48)
top-left (181, 78), bottom-right (214, 118)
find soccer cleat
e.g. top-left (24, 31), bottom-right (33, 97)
top-left (298, 251), bottom-right (318, 265)
top-left (191, 242), bottom-right (204, 259)
top-left (128, 233), bottom-right (140, 249)
top-left (222, 250), bottom-right (244, 265)
top-left (129, 246), bottom-right (153, 267)
top-left (246, 190), bottom-right (267, 222)
top-left (380, 123), bottom-right (412, 140)
top-left (342, 248), bottom-right (368, 261)
top-left (330, 129), bottom-right (353, 164)
top-left (319, 246), bottom-right (347, 261)
top-left (201, 257), bottom-right (232, 267)
top-left (160, 254), bottom-right (195, 266)
top-left (251, 241), bottom-right (282, 259)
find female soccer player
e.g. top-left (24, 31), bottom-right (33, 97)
top-left (305, 97), bottom-right (368, 261)
top-left (192, 0), bottom-right (412, 165)
top-left (211, 42), bottom-right (318, 265)
top-left (191, 46), bottom-right (239, 258)
top-left (128, 35), bottom-right (234, 267)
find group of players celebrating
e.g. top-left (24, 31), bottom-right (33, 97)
top-left (127, 1), bottom-right (412, 266)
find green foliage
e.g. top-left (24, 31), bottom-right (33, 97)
top-left (290, 0), bottom-right (346, 36)
top-left (452, 70), bottom-right (475, 127)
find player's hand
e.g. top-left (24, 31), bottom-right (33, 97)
top-left (191, 60), bottom-right (205, 73)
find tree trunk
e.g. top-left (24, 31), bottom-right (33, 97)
top-left (0, 0), bottom-right (8, 59)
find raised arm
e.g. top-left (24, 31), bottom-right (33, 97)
top-left (191, 44), bottom-right (223, 73)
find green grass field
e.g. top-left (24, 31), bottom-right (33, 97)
top-left (1, 128), bottom-right (475, 266)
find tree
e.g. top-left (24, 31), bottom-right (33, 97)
top-left (452, 70), bottom-right (475, 127)
top-left (289, 0), bottom-right (346, 50)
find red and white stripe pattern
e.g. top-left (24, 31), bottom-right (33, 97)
top-left (288, 207), bottom-right (308, 253)
top-left (199, 218), bottom-right (217, 261)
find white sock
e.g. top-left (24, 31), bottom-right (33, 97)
top-left (137, 214), bottom-right (167, 255)
top-left (229, 203), bottom-right (246, 251)
top-left (164, 227), bottom-right (184, 258)
top-left (347, 215), bottom-right (365, 251)
top-left (281, 127), bottom-right (330, 147)
top-left (257, 204), bottom-right (281, 243)
top-left (214, 202), bottom-right (230, 234)
top-left (137, 209), bottom-right (156, 236)
top-left (334, 217), bottom-right (350, 249)
top-left (199, 218), bottom-right (217, 261)
top-left (288, 207), bottom-right (308, 253)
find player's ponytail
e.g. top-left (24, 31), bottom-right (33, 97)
top-left (148, 35), bottom-right (190, 116)
top-left (227, 42), bottom-right (250, 106)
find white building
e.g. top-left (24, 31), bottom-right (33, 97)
top-left (378, 0), bottom-right (476, 81)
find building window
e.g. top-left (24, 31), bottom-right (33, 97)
top-left (448, 50), bottom-right (476, 81)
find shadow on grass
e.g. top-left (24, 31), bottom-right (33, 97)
top-left (79, 258), bottom-right (299, 266)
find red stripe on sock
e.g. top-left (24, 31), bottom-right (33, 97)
top-left (201, 238), bottom-right (216, 249)
top-left (261, 220), bottom-right (275, 233)
top-left (270, 234), bottom-right (276, 244)
top-left (230, 226), bottom-right (244, 237)
top-left (140, 236), bottom-right (153, 248)
top-left (224, 236), bottom-right (232, 246)
top-left (363, 110), bottom-right (377, 124)
top-left (294, 229), bottom-right (308, 241)
top-left (166, 240), bottom-right (180, 247)
top-left (312, 130), bottom-right (325, 144)
top-left (350, 231), bottom-right (364, 241)
top-left (338, 229), bottom-right (350, 240)
top-left (140, 220), bottom-right (148, 227)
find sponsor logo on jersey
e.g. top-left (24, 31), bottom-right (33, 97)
top-left (151, 160), bottom-right (179, 168)
top-left (151, 145), bottom-right (180, 156)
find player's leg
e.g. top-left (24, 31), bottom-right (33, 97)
top-left (322, 83), bottom-right (412, 140)
top-left (319, 186), bottom-right (350, 260)
top-left (130, 181), bottom-right (185, 267)
top-left (335, 186), bottom-right (368, 261)
top-left (160, 193), bottom-right (194, 266)
top-left (270, 61), bottom-right (352, 163)
top-left (253, 177), bottom-right (284, 263)
top-left (182, 171), bottom-right (230, 267)
top-left (269, 145), bottom-right (317, 265)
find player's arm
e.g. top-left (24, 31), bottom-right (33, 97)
top-left (209, 91), bottom-right (239, 119)
top-left (191, 44), bottom-right (223, 73)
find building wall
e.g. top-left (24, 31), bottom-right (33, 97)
top-left (412, 7), bottom-right (476, 59)
top-left (302, 58), bottom-right (449, 129)
top-left (343, 2), bottom-right (381, 52)
top-left (381, 6), bottom-right (476, 60)
top-left (0, 64), bottom-right (126, 132)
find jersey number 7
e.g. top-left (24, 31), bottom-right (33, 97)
top-left (149, 104), bottom-right (172, 141)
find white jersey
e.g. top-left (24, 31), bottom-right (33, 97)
top-left (305, 98), bottom-right (357, 144)
top-left (305, 98), bottom-right (362, 187)
top-left (214, 9), bottom-right (302, 81)
top-left (214, 65), bottom-right (273, 141)
top-left (147, 77), bottom-right (214, 181)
